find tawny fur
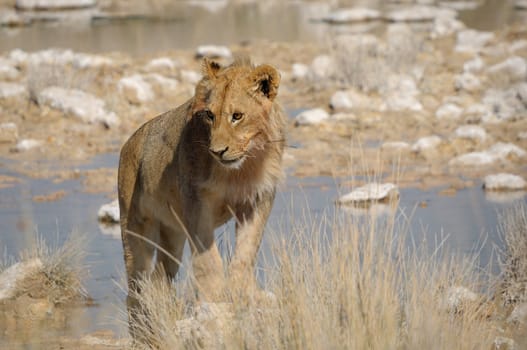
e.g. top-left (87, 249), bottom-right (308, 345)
top-left (118, 58), bottom-right (285, 328)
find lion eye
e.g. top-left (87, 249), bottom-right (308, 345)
top-left (232, 112), bottom-right (244, 122)
top-left (204, 110), bottom-right (215, 123)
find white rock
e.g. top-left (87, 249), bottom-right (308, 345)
top-left (0, 82), bottom-right (26, 99)
top-left (508, 302), bottom-right (527, 325)
top-left (516, 0), bottom-right (527, 9)
top-left (338, 183), bottom-right (399, 204)
top-left (294, 108), bottom-right (329, 126)
top-left (38, 86), bottom-right (119, 127)
top-left (291, 63), bottom-right (309, 80)
top-left (386, 5), bottom-right (456, 22)
top-left (488, 142), bottom-right (527, 159)
top-left (195, 45), bottom-right (232, 59)
top-left (0, 8), bottom-right (28, 27)
top-left (518, 131), bottom-right (527, 140)
top-left (0, 123), bottom-right (18, 143)
top-left (97, 199), bottom-right (120, 223)
top-left (0, 58), bottom-right (20, 80)
top-left (330, 90), bottom-right (353, 110)
top-left (436, 103), bottom-right (463, 120)
top-left (8, 49), bottom-right (112, 69)
top-left (412, 135), bottom-right (442, 152)
top-left (487, 56), bottom-right (527, 83)
top-left (439, 1), bottom-right (480, 10)
top-left (483, 83), bottom-right (527, 123)
top-left (449, 151), bottom-right (496, 167)
top-left (509, 39), bottom-right (527, 53)
top-left (0, 258), bottom-right (43, 300)
top-left (454, 72), bottom-right (481, 92)
top-left (493, 337), bottom-right (516, 350)
top-left (147, 74), bottom-right (179, 92)
top-left (454, 125), bottom-right (487, 141)
top-left (309, 55), bottom-right (335, 82)
top-left (72, 53), bottom-right (113, 69)
top-left (118, 75), bottom-right (154, 104)
top-left (14, 139), bottom-right (42, 152)
top-left (430, 16), bottom-right (465, 38)
top-left (455, 29), bottom-right (494, 53)
top-left (15, 0), bottom-right (96, 10)
top-left (383, 75), bottom-right (422, 111)
top-left (180, 70), bottom-right (202, 85)
top-left (463, 56), bottom-right (484, 73)
top-left (483, 173), bottom-right (527, 191)
top-left (381, 141), bottom-right (412, 153)
top-left (442, 286), bottom-right (479, 313)
top-left (145, 57), bottom-right (177, 72)
top-left (322, 8), bottom-right (381, 23)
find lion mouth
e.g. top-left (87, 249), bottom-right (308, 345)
top-left (218, 156), bottom-right (245, 169)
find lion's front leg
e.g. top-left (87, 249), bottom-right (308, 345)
top-left (187, 203), bottom-right (226, 301)
top-left (229, 190), bottom-right (275, 288)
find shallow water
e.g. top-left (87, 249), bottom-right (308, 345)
top-left (0, 152), bottom-right (525, 337)
top-left (0, 1), bottom-right (525, 55)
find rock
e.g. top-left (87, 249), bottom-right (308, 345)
top-left (97, 199), bottom-right (119, 223)
top-left (147, 74), bottom-right (179, 93)
top-left (383, 75), bottom-right (422, 111)
top-left (13, 139), bottom-right (42, 152)
top-left (0, 9), bottom-right (29, 27)
top-left (0, 123), bottom-right (18, 143)
top-left (481, 83), bottom-right (527, 123)
top-left (509, 39), bottom-right (527, 54)
top-left (442, 286), bottom-right (479, 313)
top-left (386, 5), bottom-right (456, 22)
top-left (455, 29), bottom-right (494, 53)
top-left (454, 125), bottom-right (487, 141)
top-left (294, 108), bottom-right (329, 126)
top-left (507, 302), bottom-right (527, 325)
top-left (435, 103), bottom-right (463, 120)
top-left (430, 16), bottom-right (465, 38)
top-left (195, 45), bottom-right (232, 59)
top-left (493, 337), bottom-right (516, 350)
top-left (321, 8), bottom-right (381, 23)
top-left (488, 142), bottom-right (527, 159)
top-left (487, 56), bottom-right (527, 84)
top-left (0, 258), bottom-right (43, 300)
top-left (381, 141), bottom-right (412, 153)
top-left (463, 56), bottom-right (485, 73)
top-left (483, 173), bottom-right (527, 191)
top-left (145, 57), bottom-right (178, 72)
top-left (118, 75), bottom-right (154, 104)
top-left (454, 72), bottom-right (481, 92)
top-left (15, 0), bottom-right (96, 10)
top-left (180, 70), bottom-right (201, 85)
top-left (8, 48), bottom-right (112, 69)
top-left (439, 1), bottom-right (480, 10)
top-left (291, 63), bottom-right (309, 80)
top-left (338, 183), bottom-right (399, 204)
top-left (412, 135), bottom-right (442, 152)
top-left (0, 58), bottom-right (20, 80)
top-left (516, 0), bottom-right (527, 9)
top-left (463, 103), bottom-right (488, 122)
top-left (38, 86), bottom-right (119, 127)
top-left (518, 131), bottom-right (527, 140)
top-left (330, 91), bottom-right (354, 110)
top-left (0, 82), bottom-right (26, 99)
top-left (308, 55), bottom-right (335, 82)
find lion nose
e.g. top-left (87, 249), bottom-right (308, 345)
top-left (209, 146), bottom-right (228, 158)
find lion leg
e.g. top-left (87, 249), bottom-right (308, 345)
top-left (229, 191), bottom-right (275, 289)
top-left (122, 214), bottom-right (160, 337)
top-left (156, 224), bottom-right (186, 282)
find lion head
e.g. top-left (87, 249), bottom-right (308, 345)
top-left (191, 58), bottom-right (282, 169)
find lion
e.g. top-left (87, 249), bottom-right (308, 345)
top-left (117, 57), bottom-right (285, 330)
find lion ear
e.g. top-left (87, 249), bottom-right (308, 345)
top-left (202, 58), bottom-right (222, 79)
top-left (251, 64), bottom-right (280, 101)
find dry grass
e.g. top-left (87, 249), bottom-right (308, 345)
top-left (10, 232), bottom-right (88, 304)
top-left (129, 200), bottom-right (509, 350)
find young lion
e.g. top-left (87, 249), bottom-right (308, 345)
top-left (118, 58), bottom-right (285, 321)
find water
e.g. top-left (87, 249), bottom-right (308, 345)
top-left (0, 1), bottom-right (524, 55)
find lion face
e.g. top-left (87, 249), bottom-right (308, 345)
top-left (192, 59), bottom-right (281, 169)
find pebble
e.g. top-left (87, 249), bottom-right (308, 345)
top-left (15, 0), bottom-right (96, 10)
top-left (455, 72), bottom-right (482, 92)
top-left (483, 173), bottom-right (527, 191)
top-left (430, 16), bottom-right (465, 38)
top-left (455, 29), bottom-right (494, 53)
top-left (145, 57), bottom-right (178, 72)
top-left (291, 63), bottom-right (309, 80)
top-left (454, 125), bottom-right (487, 141)
top-left (0, 258), bottom-right (43, 300)
top-left (463, 55), bottom-right (485, 73)
top-left (0, 58), bottom-right (20, 80)
top-left (97, 199), bottom-right (120, 223)
top-left (442, 286), bottom-right (479, 313)
top-left (0, 82), bottom-right (26, 99)
top-left (180, 70), bottom-right (202, 85)
top-left (308, 55), bottom-right (335, 82)
top-left (321, 8), bottom-right (381, 24)
top-left (13, 139), bottom-right (42, 152)
top-left (435, 103), bottom-right (463, 120)
top-left (294, 108), bottom-right (329, 126)
top-left (412, 135), bottom-right (442, 152)
top-left (338, 183), bottom-right (399, 204)
top-left (118, 74), bottom-right (154, 104)
top-left (487, 56), bottom-right (527, 83)
top-left (386, 5), bottom-right (456, 22)
top-left (38, 86), bottom-right (119, 126)
top-left (195, 45), bottom-right (232, 59)
top-left (383, 75), bottom-right (422, 111)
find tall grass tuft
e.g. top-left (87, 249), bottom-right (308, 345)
top-left (129, 201), bottom-right (503, 349)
